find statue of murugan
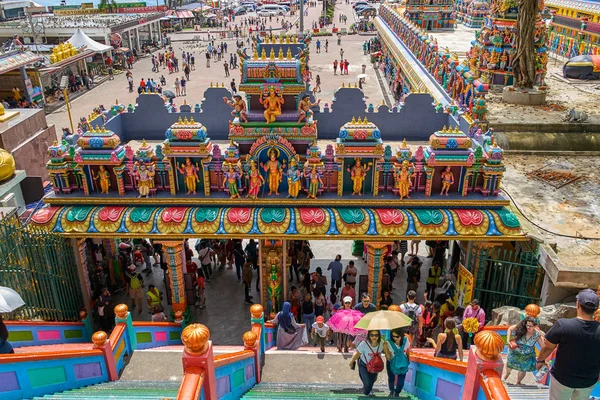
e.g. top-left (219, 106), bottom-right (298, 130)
top-left (394, 160), bottom-right (413, 200)
top-left (136, 163), bottom-right (155, 198)
top-left (92, 165), bottom-right (110, 194)
top-left (260, 147), bottom-right (284, 195)
top-left (347, 158), bottom-right (370, 196)
top-left (440, 166), bottom-right (454, 196)
top-left (177, 157), bottom-right (199, 195)
top-left (261, 87), bottom-right (284, 124)
top-left (286, 156), bottom-right (301, 199)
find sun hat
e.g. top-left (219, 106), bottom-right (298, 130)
top-left (343, 296), bottom-right (353, 303)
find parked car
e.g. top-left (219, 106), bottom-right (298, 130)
top-left (257, 9), bottom-right (277, 16)
top-left (234, 6), bottom-right (248, 15)
top-left (353, 1), bottom-right (369, 8)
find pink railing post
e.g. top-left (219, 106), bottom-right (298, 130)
top-left (92, 331), bottom-right (118, 381)
top-left (462, 330), bottom-right (505, 400)
top-left (181, 324), bottom-right (217, 400)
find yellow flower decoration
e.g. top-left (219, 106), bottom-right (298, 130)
top-left (463, 317), bottom-right (480, 334)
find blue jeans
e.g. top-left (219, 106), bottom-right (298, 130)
top-left (358, 360), bottom-right (378, 395)
top-left (303, 312), bottom-right (315, 336)
top-left (386, 360), bottom-right (406, 395)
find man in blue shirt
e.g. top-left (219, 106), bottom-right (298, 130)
top-left (327, 254), bottom-right (343, 292)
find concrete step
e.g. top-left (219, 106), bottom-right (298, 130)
top-left (242, 382), bottom-right (415, 399)
top-left (34, 380), bottom-right (179, 400)
top-left (503, 384), bottom-right (550, 399)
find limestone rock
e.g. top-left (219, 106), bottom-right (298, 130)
top-left (489, 306), bottom-right (521, 326)
top-left (489, 303), bottom-right (577, 332)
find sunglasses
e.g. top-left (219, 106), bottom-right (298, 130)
top-left (369, 333), bottom-right (380, 337)
top-left (391, 335), bottom-right (400, 339)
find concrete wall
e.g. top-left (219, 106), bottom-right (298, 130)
top-left (115, 89), bottom-right (451, 143)
top-left (0, 108), bottom-right (55, 179)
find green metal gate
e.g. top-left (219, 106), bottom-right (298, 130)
top-left (473, 246), bottom-right (544, 318)
top-left (0, 216), bottom-right (83, 321)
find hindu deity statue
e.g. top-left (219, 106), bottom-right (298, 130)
top-left (136, 163), bottom-right (155, 198)
top-left (347, 158), bottom-right (370, 196)
top-left (297, 94), bottom-right (320, 124)
top-left (223, 94), bottom-right (248, 123)
top-left (394, 160), bottom-right (413, 200)
top-left (286, 156), bottom-right (302, 199)
top-left (440, 166), bottom-right (454, 196)
top-left (260, 148), bottom-right (284, 195)
top-left (177, 157), bottom-right (199, 195)
top-left (306, 166), bottom-right (323, 199)
top-left (261, 88), bottom-right (284, 124)
top-left (266, 253), bottom-right (282, 313)
top-left (223, 164), bottom-right (242, 199)
top-left (92, 165), bottom-right (110, 194)
top-left (247, 160), bottom-right (264, 200)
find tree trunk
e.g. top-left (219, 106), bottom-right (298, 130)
top-left (512, 0), bottom-right (538, 89)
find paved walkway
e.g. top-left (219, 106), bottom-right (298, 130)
top-left (45, 1), bottom-right (384, 137)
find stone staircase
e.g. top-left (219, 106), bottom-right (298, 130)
top-left (503, 383), bottom-right (550, 399)
top-left (241, 382), bottom-right (415, 399)
top-left (33, 380), bottom-right (181, 400)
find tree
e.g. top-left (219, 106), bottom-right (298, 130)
top-left (511, 0), bottom-right (538, 89)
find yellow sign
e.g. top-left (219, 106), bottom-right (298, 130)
top-left (454, 262), bottom-right (473, 308)
top-left (54, 8), bottom-right (100, 15)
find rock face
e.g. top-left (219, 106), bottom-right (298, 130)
top-left (489, 303), bottom-right (577, 332)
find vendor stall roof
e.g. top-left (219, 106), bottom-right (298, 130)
top-left (38, 49), bottom-right (96, 73)
top-left (0, 51), bottom-right (42, 75)
top-left (29, 205), bottom-right (526, 241)
top-left (67, 28), bottom-right (112, 53)
top-left (167, 10), bottom-right (195, 18)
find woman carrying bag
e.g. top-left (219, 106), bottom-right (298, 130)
top-left (349, 330), bottom-right (391, 396)
top-left (387, 327), bottom-right (410, 397)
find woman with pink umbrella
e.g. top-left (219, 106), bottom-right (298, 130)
top-left (327, 296), bottom-right (365, 353)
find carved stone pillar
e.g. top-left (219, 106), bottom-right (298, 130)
top-left (260, 240), bottom-right (284, 316)
top-left (366, 242), bottom-right (391, 309)
top-left (158, 240), bottom-right (187, 312)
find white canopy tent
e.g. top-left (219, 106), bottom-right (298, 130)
top-left (67, 29), bottom-right (112, 54)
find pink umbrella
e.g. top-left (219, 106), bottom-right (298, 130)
top-left (327, 309), bottom-right (366, 336)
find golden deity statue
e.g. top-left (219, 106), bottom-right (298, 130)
top-left (440, 166), bottom-right (454, 196)
top-left (261, 88), bottom-right (284, 124)
top-left (260, 148), bottom-right (284, 195)
top-left (92, 165), bottom-right (111, 194)
top-left (136, 163), bottom-right (155, 198)
top-left (347, 158), bottom-right (370, 196)
top-left (177, 157), bottom-right (199, 195)
top-left (394, 160), bottom-right (413, 200)
top-left (247, 160), bottom-right (264, 199)
top-left (286, 156), bottom-right (301, 199)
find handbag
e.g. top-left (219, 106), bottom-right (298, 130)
top-left (365, 342), bottom-right (384, 373)
top-left (389, 339), bottom-right (409, 375)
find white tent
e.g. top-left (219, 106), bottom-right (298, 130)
top-left (67, 29), bottom-right (112, 54)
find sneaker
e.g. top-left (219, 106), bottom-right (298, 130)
top-left (245, 300), bottom-right (253, 304)
top-left (389, 392), bottom-right (394, 397)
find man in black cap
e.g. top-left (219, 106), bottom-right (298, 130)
top-left (536, 288), bottom-right (600, 400)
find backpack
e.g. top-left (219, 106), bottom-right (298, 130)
top-left (389, 338), bottom-right (409, 375)
top-left (403, 303), bottom-right (420, 334)
top-left (365, 342), bottom-right (385, 373)
top-left (127, 272), bottom-right (141, 289)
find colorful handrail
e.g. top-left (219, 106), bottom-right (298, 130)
top-left (480, 369), bottom-right (511, 400)
top-left (177, 366), bottom-right (205, 400)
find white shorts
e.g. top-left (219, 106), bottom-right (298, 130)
top-left (549, 376), bottom-right (595, 400)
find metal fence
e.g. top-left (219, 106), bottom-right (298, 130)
top-left (0, 217), bottom-right (82, 321)
top-left (474, 247), bottom-right (544, 317)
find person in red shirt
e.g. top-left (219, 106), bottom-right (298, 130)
top-left (344, 59), bottom-right (350, 75)
top-left (333, 60), bottom-right (338, 75)
top-left (186, 255), bottom-right (198, 275)
top-left (140, 79), bottom-right (146, 90)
